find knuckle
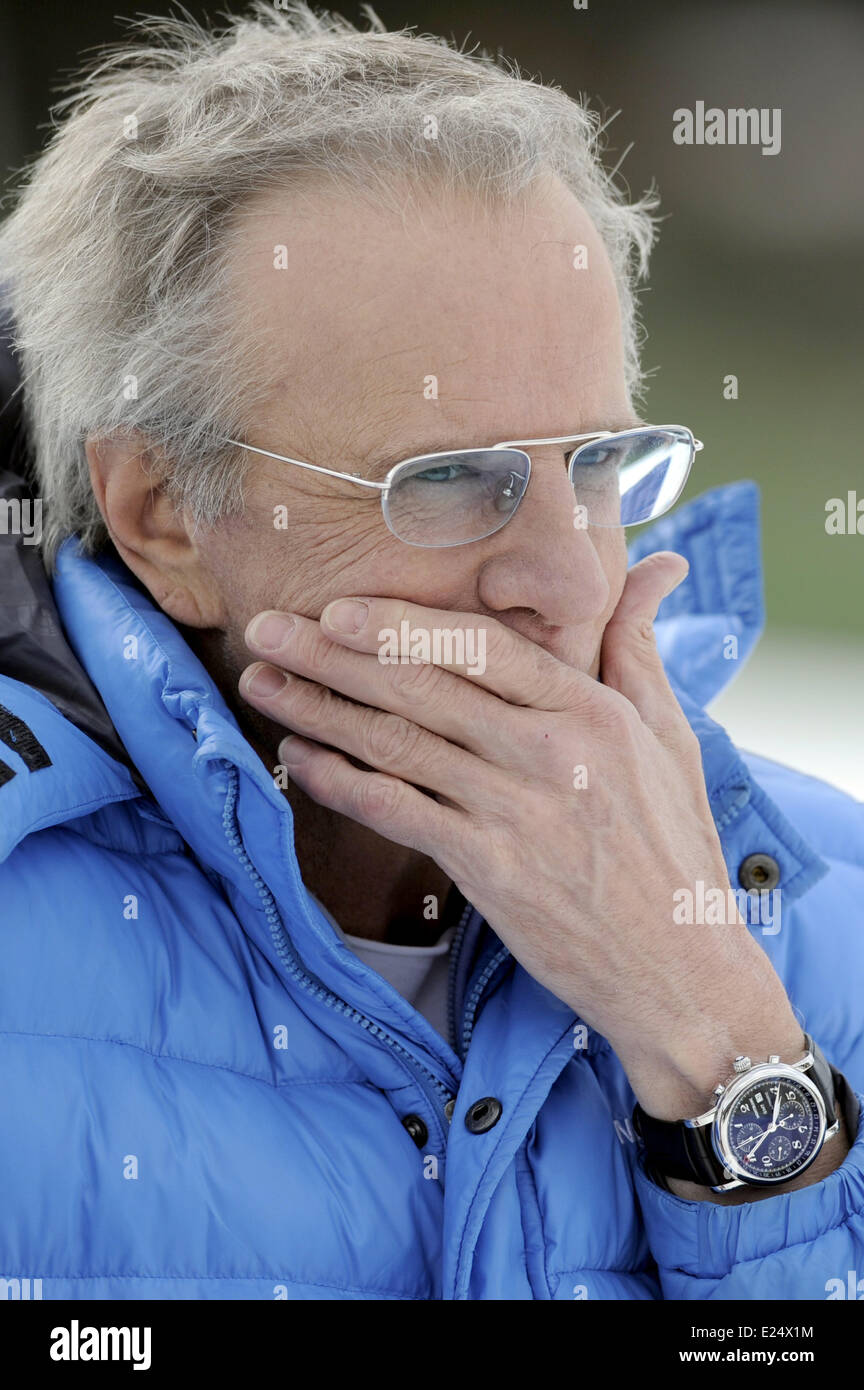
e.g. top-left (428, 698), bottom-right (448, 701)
top-left (364, 712), bottom-right (422, 767)
top-left (354, 772), bottom-right (402, 820)
top-left (483, 627), bottom-right (519, 680)
top-left (587, 685), bottom-right (636, 733)
top-left (539, 666), bottom-right (578, 709)
top-left (289, 678), bottom-right (332, 724)
top-left (395, 659), bottom-right (443, 706)
top-left (303, 630), bottom-right (345, 680)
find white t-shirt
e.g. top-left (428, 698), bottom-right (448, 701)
top-left (310, 894), bottom-right (455, 1039)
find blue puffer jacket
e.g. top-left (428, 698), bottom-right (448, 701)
top-left (1, 478), bottom-right (863, 1301)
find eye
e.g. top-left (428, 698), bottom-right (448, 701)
top-left (569, 444), bottom-right (621, 470)
top-left (412, 462), bottom-right (475, 483)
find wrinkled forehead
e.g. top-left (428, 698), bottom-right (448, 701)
top-left (226, 175), bottom-right (629, 458)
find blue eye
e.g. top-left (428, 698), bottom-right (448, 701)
top-left (570, 444), bottom-right (620, 470)
top-left (413, 463), bottom-right (475, 484)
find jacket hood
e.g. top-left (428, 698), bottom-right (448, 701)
top-left (0, 298), bottom-right (140, 783)
top-left (0, 466), bottom-right (143, 783)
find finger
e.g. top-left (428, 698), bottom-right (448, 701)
top-left (599, 550), bottom-right (691, 740)
top-left (274, 734), bottom-right (466, 855)
top-left (240, 663), bottom-right (504, 808)
top-left (243, 610), bottom-right (521, 763)
top-left (318, 596), bottom-right (594, 712)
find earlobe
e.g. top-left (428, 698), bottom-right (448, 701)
top-left (154, 579), bottom-right (224, 630)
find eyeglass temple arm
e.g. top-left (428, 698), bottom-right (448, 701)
top-left (226, 428), bottom-right (704, 483)
top-left (224, 438), bottom-right (388, 490)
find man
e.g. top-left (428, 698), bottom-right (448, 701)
top-left (0, 3), bottom-right (862, 1301)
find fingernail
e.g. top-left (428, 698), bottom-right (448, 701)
top-left (278, 736), bottom-right (306, 764)
top-left (245, 664), bottom-right (287, 698)
top-left (247, 612), bottom-right (296, 651)
top-left (321, 599), bottom-right (369, 634)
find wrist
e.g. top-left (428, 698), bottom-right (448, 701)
top-left (602, 930), bottom-right (805, 1120)
top-left (616, 1014), bottom-right (806, 1121)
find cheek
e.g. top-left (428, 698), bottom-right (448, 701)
top-left (200, 485), bottom-right (441, 641)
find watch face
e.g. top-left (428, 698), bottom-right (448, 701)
top-left (718, 1070), bottom-right (825, 1184)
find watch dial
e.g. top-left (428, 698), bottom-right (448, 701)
top-left (725, 1077), bottom-right (823, 1180)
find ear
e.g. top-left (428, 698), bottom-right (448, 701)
top-left (86, 433), bottom-right (228, 629)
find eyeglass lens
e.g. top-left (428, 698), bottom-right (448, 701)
top-left (382, 428), bottom-right (693, 547)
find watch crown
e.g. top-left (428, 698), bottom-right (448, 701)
top-left (732, 1055), bottom-right (751, 1073)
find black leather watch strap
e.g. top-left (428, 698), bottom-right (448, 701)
top-left (632, 1098), bottom-right (727, 1187)
top-left (806, 1037), bottom-right (841, 1120)
top-left (833, 1066), bottom-right (861, 1137)
top-left (632, 1035), bottom-right (841, 1188)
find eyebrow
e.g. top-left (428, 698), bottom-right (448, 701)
top-left (360, 416), bottom-right (645, 477)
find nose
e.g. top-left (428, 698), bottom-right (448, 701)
top-left (475, 448), bottom-right (616, 628)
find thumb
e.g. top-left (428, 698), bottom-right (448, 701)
top-left (599, 550), bottom-right (690, 736)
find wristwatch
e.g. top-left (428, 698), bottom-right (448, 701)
top-left (632, 1034), bottom-right (847, 1192)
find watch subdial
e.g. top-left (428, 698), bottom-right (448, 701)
top-left (778, 1096), bottom-right (808, 1131)
top-left (766, 1132), bottom-right (793, 1165)
top-left (731, 1121), bottom-right (763, 1154)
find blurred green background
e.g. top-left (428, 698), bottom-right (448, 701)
top-left (1, 0), bottom-right (861, 787)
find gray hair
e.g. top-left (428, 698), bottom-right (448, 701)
top-left (0, 1), bottom-right (660, 571)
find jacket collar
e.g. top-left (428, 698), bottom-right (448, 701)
top-left (645, 479), bottom-right (829, 907)
top-left (634, 477), bottom-right (765, 708)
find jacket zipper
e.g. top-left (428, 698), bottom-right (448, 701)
top-left (445, 898), bottom-right (475, 1057)
top-left (221, 766), bottom-right (456, 1143)
top-left (460, 945), bottom-right (512, 1059)
top-left (446, 901), bottom-right (513, 1062)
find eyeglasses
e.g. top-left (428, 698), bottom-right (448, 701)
top-left (225, 424), bottom-right (702, 549)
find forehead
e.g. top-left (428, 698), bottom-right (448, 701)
top-left (227, 175), bottom-right (629, 456)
